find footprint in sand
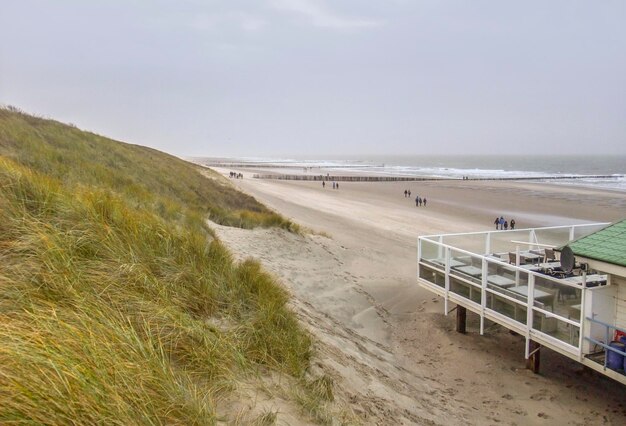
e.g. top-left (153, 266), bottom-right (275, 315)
top-left (530, 389), bottom-right (555, 402)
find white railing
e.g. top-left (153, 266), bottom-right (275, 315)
top-left (584, 317), bottom-right (626, 371)
top-left (417, 223), bottom-right (610, 360)
top-left (420, 223), bottom-right (609, 241)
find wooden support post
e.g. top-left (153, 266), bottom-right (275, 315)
top-left (456, 305), bottom-right (467, 334)
top-left (526, 340), bottom-right (541, 373)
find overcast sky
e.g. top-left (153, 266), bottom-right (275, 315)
top-left (1, 1), bottom-right (625, 157)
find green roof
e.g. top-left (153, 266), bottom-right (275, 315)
top-left (564, 220), bottom-right (626, 267)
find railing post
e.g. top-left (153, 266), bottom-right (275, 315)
top-left (480, 257), bottom-right (487, 335)
top-left (444, 247), bottom-right (450, 315)
top-left (526, 340), bottom-right (541, 373)
top-left (515, 245), bottom-right (520, 286)
top-left (527, 274), bottom-right (535, 335)
top-left (525, 336), bottom-right (530, 358)
top-left (417, 237), bottom-right (421, 281)
top-left (578, 284), bottom-right (587, 360)
top-left (605, 325), bottom-right (610, 368)
top-left (438, 236), bottom-right (443, 260)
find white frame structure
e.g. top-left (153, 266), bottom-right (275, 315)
top-left (417, 222), bottom-right (626, 385)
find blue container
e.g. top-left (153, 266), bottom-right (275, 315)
top-left (619, 336), bottom-right (626, 372)
top-left (607, 341), bottom-right (625, 371)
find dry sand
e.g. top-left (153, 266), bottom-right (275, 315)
top-left (210, 167), bottom-right (626, 425)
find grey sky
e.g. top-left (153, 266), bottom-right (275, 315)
top-left (1, 1), bottom-right (625, 157)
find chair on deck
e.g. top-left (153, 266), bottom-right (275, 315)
top-left (545, 248), bottom-right (557, 263)
top-left (558, 285), bottom-right (578, 301)
top-left (508, 252), bottom-right (518, 265)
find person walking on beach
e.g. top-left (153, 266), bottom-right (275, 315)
top-left (499, 216), bottom-right (504, 230)
top-left (322, 181), bottom-right (325, 188)
top-left (408, 190), bottom-right (411, 197)
top-left (510, 219), bottom-right (516, 230)
top-left (494, 217), bottom-right (499, 229)
top-left (423, 198), bottom-right (427, 206)
top-left (336, 182), bottom-right (339, 190)
top-left (332, 182), bottom-right (336, 189)
top-left (415, 196), bottom-right (419, 207)
top-left (504, 220), bottom-right (508, 230)
top-left (404, 189), bottom-right (408, 198)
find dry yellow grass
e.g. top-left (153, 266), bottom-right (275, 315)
top-left (0, 107), bottom-right (316, 424)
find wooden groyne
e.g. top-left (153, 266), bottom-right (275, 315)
top-left (252, 174), bottom-right (624, 183)
top-left (252, 174), bottom-right (440, 182)
top-left (201, 162), bottom-right (381, 169)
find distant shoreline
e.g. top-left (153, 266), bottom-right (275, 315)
top-left (248, 173), bottom-right (623, 183)
top-left (192, 159), bottom-right (624, 187)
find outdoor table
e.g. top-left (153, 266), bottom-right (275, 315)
top-left (518, 264), bottom-right (541, 272)
top-left (520, 252), bottom-right (542, 264)
top-left (539, 261), bottom-right (562, 269)
top-left (530, 249), bottom-right (546, 256)
top-left (509, 285), bottom-right (554, 309)
top-left (432, 258), bottom-right (466, 268)
top-left (487, 275), bottom-right (515, 288)
top-left (562, 274), bottom-right (608, 286)
top-left (454, 265), bottom-right (482, 278)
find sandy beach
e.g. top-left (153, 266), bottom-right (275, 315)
top-left (208, 166), bottom-right (626, 425)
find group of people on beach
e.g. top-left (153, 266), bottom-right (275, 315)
top-left (229, 171), bottom-right (243, 179)
top-left (322, 181), bottom-right (339, 189)
top-left (494, 216), bottom-right (515, 230)
top-left (404, 190), bottom-right (426, 207)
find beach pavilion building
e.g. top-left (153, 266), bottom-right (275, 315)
top-left (416, 219), bottom-right (626, 385)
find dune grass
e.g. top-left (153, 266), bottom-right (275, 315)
top-left (0, 107), bottom-right (298, 231)
top-left (0, 107), bottom-right (313, 424)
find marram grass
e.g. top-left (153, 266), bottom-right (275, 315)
top-left (0, 106), bottom-right (297, 232)
top-left (0, 108), bottom-right (315, 424)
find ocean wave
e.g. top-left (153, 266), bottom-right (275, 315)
top-left (218, 156), bottom-right (626, 192)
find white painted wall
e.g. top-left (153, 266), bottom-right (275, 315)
top-left (614, 276), bottom-right (626, 331)
top-left (583, 284), bottom-right (617, 354)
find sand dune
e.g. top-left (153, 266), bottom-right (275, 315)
top-left (211, 168), bottom-right (626, 425)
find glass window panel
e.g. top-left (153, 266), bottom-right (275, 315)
top-left (534, 275), bottom-right (582, 321)
top-left (441, 233), bottom-right (486, 254)
top-left (573, 224), bottom-right (607, 240)
top-left (419, 264), bottom-right (445, 288)
top-left (533, 227), bottom-right (572, 249)
top-left (449, 250), bottom-right (483, 285)
top-left (486, 291), bottom-right (527, 325)
top-left (449, 276), bottom-right (482, 303)
top-left (532, 310), bottom-right (580, 348)
top-left (420, 238), bottom-right (441, 262)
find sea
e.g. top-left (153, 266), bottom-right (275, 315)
top-left (211, 155), bottom-right (626, 192)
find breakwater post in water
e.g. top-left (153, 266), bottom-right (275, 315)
top-left (251, 174), bottom-right (624, 183)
